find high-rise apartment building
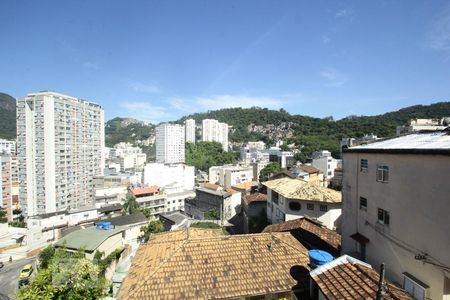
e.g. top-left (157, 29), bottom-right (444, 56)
top-left (185, 119), bottom-right (196, 143)
top-left (155, 123), bottom-right (185, 164)
top-left (0, 155), bottom-right (13, 221)
top-left (17, 91), bottom-right (105, 216)
top-left (201, 119), bottom-right (228, 151)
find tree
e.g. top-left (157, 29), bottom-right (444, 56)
top-left (123, 193), bottom-right (139, 215)
top-left (260, 162), bottom-right (281, 179)
top-left (38, 245), bottom-right (55, 270)
top-left (185, 141), bottom-right (238, 171)
top-left (140, 220), bottom-right (164, 242)
top-left (18, 246), bottom-right (106, 300)
top-left (204, 208), bottom-right (220, 220)
top-left (0, 206), bottom-right (7, 223)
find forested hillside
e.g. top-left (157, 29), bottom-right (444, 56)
top-left (0, 93), bottom-right (16, 139)
top-left (179, 102), bottom-right (450, 158)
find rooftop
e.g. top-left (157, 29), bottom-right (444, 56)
top-left (243, 192), bottom-right (267, 204)
top-left (117, 229), bottom-right (310, 300)
top-left (262, 216), bottom-right (341, 254)
top-left (55, 226), bottom-right (124, 252)
top-left (298, 165), bottom-right (320, 174)
top-left (344, 131), bottom-right (450, 155)
top-left (159, 211), bottom-right (191, 226)
top-left (310, 255), bottom-right (413, 300)
top-left (232, 181), bottom-right (258, 190)
top-left (262, 178), bottom-right (342, 204)
top-left (106, 213), bottom-right (148, 227)
top-left (132, 186), bottom-right (159, 197)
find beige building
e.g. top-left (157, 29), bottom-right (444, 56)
top-left (263, 177), bottom-right (342, 230)
top-left (341, 132), bottom-right (450, 300)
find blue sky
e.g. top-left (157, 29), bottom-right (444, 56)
top-left (1, 1), bottom-right (450, 123)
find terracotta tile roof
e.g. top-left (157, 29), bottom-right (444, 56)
top-left (225, 187), bottom-right (240, 194)
top-left (117, 229), bottom-right (310, 300)
top-left (204, 183), bottom-right (220, 190)
top-left (262, 217), bottom-right (341, 255)
top-left (132, 186), bottom-right (159, 196)
top-left (310, 255), bottom-right (413, 300)
top-left (232, 181), bottom-right (258, 190)
top-left (243, 192), bottom-right (267, 204)
top-left (262, 177), bottom-right (342, 203)
top-left (299, 165), bottom-right (320, 174)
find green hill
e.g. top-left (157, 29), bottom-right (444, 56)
top-left (0, 93), bottom-right (16, 140)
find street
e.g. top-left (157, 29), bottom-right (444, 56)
top-left (0, 257), bottom-right (36, 299)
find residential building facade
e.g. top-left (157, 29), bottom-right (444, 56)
top-left (0, 155), bottom-right (13, 221)
top-left (0, 139), bottom-right (16, 155)
top-left (263, 177), bottom-right (342, 230)
top-left (209, 165), bottom-right (253, 188)
top-left (202, 119), bottom-right (228, 151)
top-left (185, 118), bottom-right (196, 143)
top-left (341, 132), bottom-right (450, 300)
top-left (155, 123), bottom-right (185, 164)
top-left (143, 163), bottom-right (195, 192)
top-left (17, 91), bottom-right (105, 216)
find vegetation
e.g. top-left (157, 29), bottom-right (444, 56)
top-left (259, 162), bottom-right (282, 180)
top-left (18, 246), bottom-right (106, 300)
top-left (123, 193), bottom-right (140, 215)
top-left (93, 248), bottom-right (123, 275)
top-left (38, 245), bottom-right (55, 269)
top-left (0, 206), bottom-right (7, 223)
top-left (203, 208), bottom-right (220, 220)
top-left (0, 93), bottom-right (16, 140)
top-left (140, 220), bottom-right (164, 242)
top-left (185, 141), bottom-right (239, 171)
top-left (190, 222), bottom-right (221, 229)
top-left (105, 117), bottom-right (155, 147)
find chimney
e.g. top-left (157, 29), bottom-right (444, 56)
top-left (376, 263), bottom-right (386, 300)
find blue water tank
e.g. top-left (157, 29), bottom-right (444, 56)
top-left (96, 222), bottom-right (104, 230)
top-left (102, 222), bottom-right (111, 230)
top-left (308, 250), bottom-right (333, 268)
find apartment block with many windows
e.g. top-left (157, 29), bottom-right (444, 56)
top-left (17, 91), bottom-right (105, 216)
top-left (341, 132), bottom-right (450, 300)
top-left (155, 123), bottom-right (185, 164)
top-left (201, 119), bottom-right (228, 152)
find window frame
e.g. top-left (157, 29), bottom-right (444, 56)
top-left (319, 204), bottom-right (328, 212)
top-left (271, 190), bottom-right (279, 205)
top-left (376, 165), bottom-right (389, 183)
top-left (403, 274), bottom-right (427, 300)
top-left (288, 201), bottom-right (301, 211)
top-left (307, 203), bottom-right (314, 211)
top-left (359, 197), bottom-right (367, 211)
top-left (360, 159), bottom-right (368, 172)
top-left (377, 208), bottom-right (390, 225)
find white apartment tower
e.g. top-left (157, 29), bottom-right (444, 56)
top-left (155, 123), bottom-right (185, 164)
top-left (202, 119), bottom-right (229, 152)
top-left (17, 91), bottom-right (105, 216)
top-left (185, 119), bottom-right (196, 143)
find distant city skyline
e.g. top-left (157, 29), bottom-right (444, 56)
top-left (1, 1), bottom-right (450, 123)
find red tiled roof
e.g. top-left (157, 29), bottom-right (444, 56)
top-left (243, 192), bottom-right (267, 204)
top-left (132, 186), bottom-right (159, 196)
top-left (225, 188), bottom-right (240, 194)
top-left (310, 255), bottom-right (413, 300)
top-left (204, 183), bottom-right (220, 190)
top-left (300, 165), bottom-right (320, 174)
top-left (262, 216), bottom-right (341, 253)
top-left (232, 181), bottom-right (258, 190)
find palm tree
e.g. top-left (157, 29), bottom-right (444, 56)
top-left (123, 193), bottom-right (139, 215)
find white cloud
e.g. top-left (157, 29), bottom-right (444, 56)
top-left (121, 101), bottom-right (174, 124)
top-left (195, 95), bottom-right (283, 111)
top-left (335, 9), bottom-right (354, 18)
top-left (129, 82), bottom-right (162, 94)
top-left (320, 68), bottom-right (348, 87)
top-left (428, 7), bottom-right (450, 51)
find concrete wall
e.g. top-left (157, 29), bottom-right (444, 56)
top-left (341, 152), bottom-right (450, 300)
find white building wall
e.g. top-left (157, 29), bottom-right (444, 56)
top-left (0, 140), bottom-right (16, 155)
top-left (202, 119), bottom-right (228, 152)
top-left (144, 163), bottom-right (195, 191)
top-left (156, 123), bottom-right (185, 164)
top-left (341, 152), bottom-right (450, 300)
top-left (17, 92), bottom-right (104, 216)
top-left (185, 119), bottom-right (196, 143)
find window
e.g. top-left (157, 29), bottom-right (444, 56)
top-left (360, 197), bottom-right (367, 211)
top-left (320, 205), bottom-right (328, 212)
top-left (376, 165), bottom-right (389, 182)
top-left (307, 203), bottom-right (314, 210)
top-left (271, 190), bottom-right (279, 204)
top-left (403, 274), bottom-right (427, 300)
top-left (360, 159), bottom-right (368, 172)
top-left (289, 202), bottom-right (301, 211)
top-left (377, 208), bottom-right (390, 225)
